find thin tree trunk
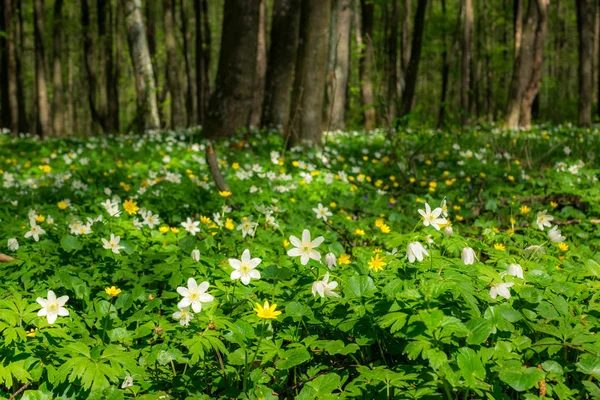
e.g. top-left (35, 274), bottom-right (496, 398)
top-left (461, 0), bottom-right (473, 125)
top-left (180, 0), bottom-right (195, 126)
top-left (483, 0), bottom-right (494, 121)
top-left (52, 0), bottom-right (64, 136)
top-left (262, 0), bottom-right (301, 129)
top-left (122, 0), bottom-right (161, 130)
top-left (108, 0), bottom-right (119, 132)
top-left (195, 0), bottom-right (211, 124)
top-left (386, 0), bottom-right (399, 123)
top-left (438, 0), bottom-right (449, 128)
top-left (401, 0), bottom-right (412, 73)
top-left (98, 0), bottom-right (109, 125)
top-left (330, 0), bottom-right (352, 130)
top-left (163, 0), bottom-right (186, 128)
top-left (250, 0), bottom-right (267, 127)
top-left (15, 0), bottom-right (26, 133)
top-left (145, 0), bottom-right (158, 88)
top-left (356, 0), bottom-right (376, 130)
top-left (577, 0), bottom-right (596, 126)
top-left (2, 0), bottom-right (19, 135)
top-left (82, 0), bottom-right (106, 132)
top-left (514, 0), bottom-right (523, 58)
top-left (34, 0), bottom-right (51, 138)
top-left (0, 0), bottom-right (8, 130)
top-left (399, 0), bottom-right (428, 118)
top-left (204, 0), bottom-right (260, 138)
top-left (289, 0), bottom-right (332, 145)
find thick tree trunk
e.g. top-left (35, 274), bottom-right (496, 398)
top-left (577, 0), bottom-right (596, 126)
top-left (3, 0), bottom-right (20, 135)
top-left (461, 0), bottom-right (473, 126)
top-left (514, 0), bottom-right (523, 58)
top-left (399, 0), bottom-right (427, 118)
top-left (262, 0), bottom-right (301, 129)
top-left (194, 0), bottom-right (211, 123)
top-left (204, 0), bottom-right (260, 138)
top-left (401, 0), bottom-right (412, 73)
top-left (386, 0), bottom-right (399, 123)
top-left (250, 0), bottom-right (267, 127)
top-left (329, 0), bottom-right (352, 130)
top-left (289, 0), bottom-right (332, 145)
top-left (483, 0), bottom-right (494, 121)
top-left (163, 0), bottom-right (186, 128)
top-left (108, 0), bottom-right (119, 132)
top-left (122, 0), bottom-right (161, 130)
top-left (356, 0), bottom-right (376, 130)
top-left (52, 0), bottom-right (64, 136)
top-left (0, 0), bottom-right (8, 130)
top-left (33, 0), bottom-right (51, 138)
top-left (82, 0), bottom-right (106, 132)
top-left (98, 0), bottom-right (109, 126)
top-left (180, 0), bottom-right (195, 126)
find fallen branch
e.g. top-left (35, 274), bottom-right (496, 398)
top-left (9, 382), bottom-right (31, 400)
top-left (0, 254), bottom-right (14, 263)
top-left (206, 144), bottom-right (231, 193)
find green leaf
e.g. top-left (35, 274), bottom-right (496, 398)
top-left (345, 275), bottom-right (376, 298)
top-left (466, 318), bottom-right (493, 345)
top-left (456, 347), bottom-right (485, 388)
top-left (285, 302), bottom-right (314, 322)
top-left (276, 347), bottom-right (311, 370)
top-left (378, 312), bottom-right (408, 333)
top-left (323, 340), bottom-right (359, 355)
top-left (576, 354), bottom-right (600, 379)
top-left (498, 361), bottom-right (545, 391)
top-left (61, 235), bottom-right (82, 252)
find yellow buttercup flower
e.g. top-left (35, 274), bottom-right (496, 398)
top-left (368, 255), bottom-right (386, 272)
top-left (123, 199), bottom-right (139, 215)
top-left (550, 201), bottom-right (558, 208)
top-left (225, 218), bottom-right (234, 230)
top-left (558, 242), bottom-right (569, 252)
top-left (105, 286), bottom-right (122, 297)
top-left (254, 301), bottom-right (282, 319)
top-left (170, 227), bottom-right (179, 233)
top-left (219, 191), bottom-right (232, 197)
top-left (200, 215), bottom-right (212, 224)
top-left (283, 239), bottom-right (290, 248)
top-left (159, 226), bottom-right (170, 233)
top-left (494, 243), bottom-right (506, 251)
top-left (355, 228), bottom-right (365, 236)
top-left (35, 215), bottom-right (45, 223)
top-left (232, 162), bottom-right (240, 170)
top-left (338, 254), bottom-right (351, 265)
top-left (26, 328), bottom-right (38, 338)
top-left (57, 201), bottom-right (68, 210)
top-left (379, 224), bottom-right (391, 233)
top-left (520, 205), bottom-right (531, 215)
top-left (375, 219), bottom-right (384, 228)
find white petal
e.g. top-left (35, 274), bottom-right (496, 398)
top-left (241, 275), bottom-right (251, 285)
top-left (229, 259), bottom-right (242, 270)
top-left (178, 298), bottom-right (191, 309)
top-left (57, 307), bottom-right (69, 317)
top-left (37, 309), bottom-right (48, 317)
top-left (57, 296), bottom-right (69, 306)
top-left (47, 313), bottom-right (58, 324)
top-left (289, 235), bottom-right (301, 247)
top-left (187, 278), bottom-right (198, 290)
top-left (191, 302), bottom-right (202, 313)
top-left (287, 248), bottom-right (302, 257)
top-left (230, 270), bottom-right (242, 280)
top-left (249, 258), bottom-right (262, 268)
top-left (249, 270), bottom-right (261, 279)
top-left (47, 291), bottom-right (56, 302)
top-left (241, 249), bottom-right (251, 262)
top-left (302, 229), bottom-right (311, 243)
top-left (199, 293), bottom-right (214, 303)
top-left (36, 298), bottom-right (48, 307)
top-left (300, 254), bottom-right (310, 265)
top-left (197, 281), bottom-right (210, 293)
top-left (177, 287), bottom-right (189, 297)
top-left (311, 236), bottom-right (324, 247)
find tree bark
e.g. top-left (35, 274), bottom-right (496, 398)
top-left (386, 0), bottom-right (399, 123)
top-left (204, 0), bottom-right (260, 138)
top-left (461, 0), bottom-right (473, 125)
top-left (399, 0), bottom-right (427, 118)
top-left (514, 0), bottom-right (523, 58)
top-left (505, 0), bottom-right (549, 128)
top-left (195, 0), bottom-right (211, 123)
top-left (52, 0), bottom-right (64, 136)
top-left (98, 0), bottom-right (109, 126)
top-left (329, 0), bottom-right (352, 130)
top-left (108, 0), bottom-right (119, 132)
top-left (483, 0), bottom-right (494, 121)
top-left (577, 0), bottom-right (596, 126)
top-left (0, 0), bottom-right (8, 130)
top-left (82, 0), bottom-right (106, 132)
top-left (289, 0), bottom-right (332, 145)
top-left (262, 0), bottom-right (301, 129)
top-left (180, 0), bottom-right (195, 126)
top-left (437, 0), bottom-right (449, 128)
top-left (122, 0), bottom-right (161, 130)
top-left (163, 0), bottom-right (186, 128)
top-left (356, 0), bottom-right (376, 130)
top-left (33, 0), bottom-right (51, 138)
top-left (401, 0), bottom-right (412, 73)
top-left (250, 0), bottom-right (267, 127)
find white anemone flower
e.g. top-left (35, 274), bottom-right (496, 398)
top-left (418, 203), bottom-right (447, 230)
top-left (548, 226), bottom-right (565, 243)
top-left (312, 203), bottom-right (332, 222)
top-left (461, 247), bottom-right (476, 265)
top-left (102, 234), bottom-right (125, 254)
top-left (176, 278), bottom-right (214, 313)
top-left (191, 249), bottom-right (200, 262)
top-left (407, 242), bottom-right (428, 263)
top-left (311, 272), bottom-right (340, 298)
top-left (536, 210), bottom-right (554, 230)
top-left (181, 217), bottom-right (200, 235)
top-left (172, 307), bottom-right (194, 327)
top-left (325, 252), bottom-right (337, 269)
top-left (7, 238), bottom-right (18, 251)
top-left (229, 249), bottom-right (261, 285)
top-left (287, 229), bottom-right (324, 265)
top-left (25, 219), bottom-right (46, 242)
top-left (490, 282), bottom-right (514, 300)
top-left (506, 263), bottom-right (524, 279)
top-left (36, 290), bottom-right (69, 324)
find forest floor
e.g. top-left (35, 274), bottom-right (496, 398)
top-left (0, 126), bottom-right (599, 399)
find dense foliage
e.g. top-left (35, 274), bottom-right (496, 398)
top-left (1, 126), bottom-right (600, 399)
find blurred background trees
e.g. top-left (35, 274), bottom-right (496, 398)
top-left (0, 0), bottom-right (599, 142)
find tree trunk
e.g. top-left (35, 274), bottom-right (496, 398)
top-left (204, 0), bottom-right (260, 138)
top-left (33, 0), bottom-right (51, 138)
top-left (163, 0), bottom-right (186, 128)
top-left (438, 0), bottom-right (449, 128)
top-left (399, 0), bottom-right (427, 118)
top-left (518, 0), bottom-right (549, 128)
top-left (461, 0), bottom-right (473, 125)
top-left (82, 0), bottom-right (106, 132)
top-left (514, 0), bottom-right (523, 58)
top-left (52, 0), bottom-right (64, 136)
top-left (483, 0), bottom-right (494, 121)
top-left (195, 0), bottom-right (211, 123)
top-left (180, 0), bottom-right (195, 126)
top-left (250, 0), bottom-right (267, 127)
top-left (357, 0), bottom-right (376, 130)
top-left (262, 0), bottom-right (301, 129)
top-left (0, 0), bottom-right (8, 130)
top-left (1, 0), bottom-right (19, 135)
top-left (386, 0), bottom-right (399, 123)
top-left (122, 0), bottom-right (161, 130)
top-left (108, 0), bottom-right (119, 132)
top-left (401, 0), bottom-right (412, 73)
top-left (329, 0), bottom-right (352, 130)
top-left (98, 0), bottom-right (109, 126)
top-left (289, 0), bottom-right (332, 145)
top-left (577, 0), bottom-right (596, 126)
